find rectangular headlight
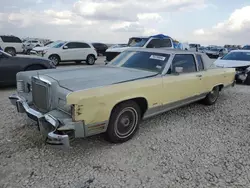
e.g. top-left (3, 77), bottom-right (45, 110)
top-left (16, 80), bottom-right (25, 93)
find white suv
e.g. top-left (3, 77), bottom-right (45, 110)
top-left (0, 35), bottom-right (23, 56)
top-left (42, 41), bottom-right (98, 66)
top-left (23, 40), bottom-right (44, 54)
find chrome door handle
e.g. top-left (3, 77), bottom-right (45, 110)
top-left (196, 74), bottom-right (202, 77)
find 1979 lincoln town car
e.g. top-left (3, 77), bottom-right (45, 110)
top-left (9, 48), bottom-right (236, 148)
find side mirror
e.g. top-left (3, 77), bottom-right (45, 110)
top-left (217, 57), bottom-right (222, 59)
top-left (175, 67), bottom-right (183, 74)
top-left (63, 46), bottom-right (68, 49)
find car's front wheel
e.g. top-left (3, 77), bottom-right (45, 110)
top-left (86, 55), bottom-right (96, 65)
top-left (49, 55), bottom-right (60, 66)
top-left (106, 101), bottom-right (141, 143)
top-left (203, 86), bottom-right (220, 105)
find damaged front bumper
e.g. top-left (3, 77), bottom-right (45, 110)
top-left (9, 94), bottom-right (83, 149)
top-left (235, 71), bottom-right (248, 83)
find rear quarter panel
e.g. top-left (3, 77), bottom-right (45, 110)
top-left (66, 77), bottom-right (163, 124)
top-left (202, 67), bottom-right (235, 92)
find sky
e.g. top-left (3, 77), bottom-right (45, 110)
top-left (0, 0), bottom-right (250, 46)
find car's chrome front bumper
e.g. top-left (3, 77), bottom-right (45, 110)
top-left (9, 94), bottom-right (71, 148)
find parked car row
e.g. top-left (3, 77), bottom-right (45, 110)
top-left (0, 49), bottom-right (55, 86)
top-left (214, 49), bottom-right (250, 85)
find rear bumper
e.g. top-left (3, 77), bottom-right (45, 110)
top-left (9, 94), bottom-right (77, 149)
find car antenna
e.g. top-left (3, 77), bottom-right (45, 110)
top-left (37, 71), bottom-right (40, 79)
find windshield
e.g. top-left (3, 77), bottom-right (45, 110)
top-left (128, 38), bottom-right (149, 47)
top-left (45, 41), bottom-right (55, 47)
top-left (221, 51), bottom-right (250, 61)
top-left (52, 42), bottom-right (66, 48)
top-left (243, 45), bottom-right (250, 50)
top-left (108, 51), bottom-right (170, 73)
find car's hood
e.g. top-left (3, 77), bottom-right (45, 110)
top-left (42, 66), bottom-right (157, 91)
top-left (14, 54), bottom-right (48, 61)
top-left (106, 47), bottom-right (131, 53)
top-left (32, 46), bottom-right (50, 51)
top-left (214, 59), bottom-right (250, 68)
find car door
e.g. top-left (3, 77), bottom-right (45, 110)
top-left (0, 52), bottom-right (20, 84)
top-left (76, 42), bottom-right (90, 60)
top-left (162, 54), bottom-right (203, 105)
top-left (79, 43), bottom-right (92, 60)
top-left (60, 42), bottom-right (80, 61)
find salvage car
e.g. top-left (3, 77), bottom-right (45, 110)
top-left (0, 50), bottom-right (55, 86)
top-left (9, 49), bottom-right (235, 148)
top-left (214, 50), bottom-right (250, 85)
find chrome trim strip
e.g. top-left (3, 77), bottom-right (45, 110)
top-left (143, 93), bottom-right (208, 119)
top-left (44, 114), bottom-right (59, 128)
top-left (33, 76), bottom-right (52, 85)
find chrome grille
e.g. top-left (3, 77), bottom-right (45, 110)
top-left (32, 78), bottom-right (50, 112)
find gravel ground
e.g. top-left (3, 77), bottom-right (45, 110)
top-left (1, 59), bottom-right (250, 187)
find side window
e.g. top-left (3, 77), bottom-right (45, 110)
top-left (0, 36), bottom-right (22, 43)
top-left (170, 54), bottom-right (197, 74)
top-left (146, 39), bottom-right (159, 48)
top-left (146, 39), bottom-right (172, 48)
top-left (67, 42), bottom-right (91, 49)
top-left (66, 42), bottom-right (78, 49)
top-left (196, 54), bottom-right (204, 71)
top-left (159, 39), bottom-right (172, 47)
top-left (13, 37), bottom-right (22, 43)
top-left (78, 43), bottom-right (91, 48)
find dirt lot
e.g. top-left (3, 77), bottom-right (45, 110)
top-left (1, 57), bottom-right (250, 188)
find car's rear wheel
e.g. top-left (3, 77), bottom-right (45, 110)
top-left (86, 55), bottom-right (95, 65)
top-left (26, 49), bottom-right (31, 55)
top-left (106, 101), bottom-right (141, 143)
top-left (49, 55), bottom-right (60, 66)
top-left (5, 48), bottom-right (16, 56)
top-left (202, 86), bottom-right (220, 105)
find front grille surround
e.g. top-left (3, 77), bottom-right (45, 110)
top-left (31, 77), bottom-right (51, 113)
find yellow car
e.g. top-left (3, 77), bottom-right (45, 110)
top-left (9, 48), bottom-right (236, 148)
